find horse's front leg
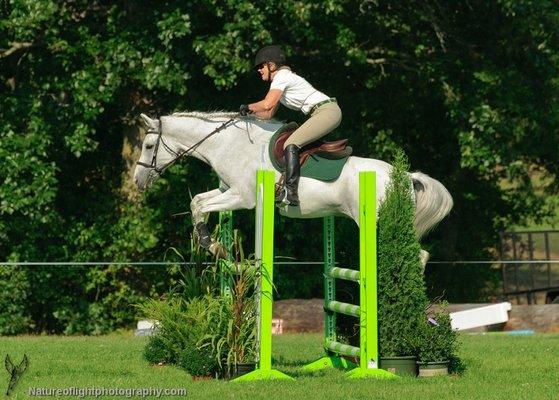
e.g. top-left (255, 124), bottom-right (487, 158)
top-left (191, 188), bottom-right (224, 250)
top-left (192, 188), bottom-right (249, 258)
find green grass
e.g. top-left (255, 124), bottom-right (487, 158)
top-left (1, 333), bottom-right (557, 399)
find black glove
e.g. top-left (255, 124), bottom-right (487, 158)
top-left (239, 104), bottom-right (252, 116)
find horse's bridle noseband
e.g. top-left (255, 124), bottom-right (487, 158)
top-left (136, 116), bottom-right (236, 175)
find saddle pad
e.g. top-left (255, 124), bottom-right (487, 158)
top-left (268, 124), bottom-right (351, 182)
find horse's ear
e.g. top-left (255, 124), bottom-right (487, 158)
top-left (139, 113), bottom-right (157, 129)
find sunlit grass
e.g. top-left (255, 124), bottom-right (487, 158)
top-left (0, 333), bottom-right (557, 399)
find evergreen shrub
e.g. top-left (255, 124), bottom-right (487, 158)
top-left (376, 150), bottom-right (462, 372)
top-left (416, 307), bottom-right (458, 364)
top-left (377, 150), bottom-right (429, 357)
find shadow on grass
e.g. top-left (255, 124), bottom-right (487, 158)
top-left (272, 355), bottom-right (340, 378)
top-left (272, 355), bottom-right (311, 367)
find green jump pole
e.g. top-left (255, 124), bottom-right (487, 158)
top-left (232, 170), bottom-right (294, 382)
top-left (218, 210), bottom-right (233, 296)
top-left (302, 217), bottom-right (356, 371)
top-left (346, 171), bottom-right (394, 379)
top-left (302, 171), bottom-right (395, 379)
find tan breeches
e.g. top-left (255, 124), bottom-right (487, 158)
top-left (284, 102), bottom-right (342, 149)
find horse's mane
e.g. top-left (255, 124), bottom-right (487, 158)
top-left (172, 111), bottom-right (238, 120)
top-left (170, 111), bottom-right (284, 130)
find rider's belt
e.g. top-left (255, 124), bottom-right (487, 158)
top-left (308, 98), bottom-right (337, 116)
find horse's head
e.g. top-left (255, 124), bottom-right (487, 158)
top-left (134, 111), bottom-right (247, 190)
top-left (134, 113), bottom-right (177, 190)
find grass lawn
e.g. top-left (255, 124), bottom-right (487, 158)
top-left (0, 333), bottom-right (557, 400)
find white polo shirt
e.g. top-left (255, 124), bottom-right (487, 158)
top-left (270, 68), bottom-right (330, 115)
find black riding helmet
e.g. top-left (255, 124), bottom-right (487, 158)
top-left (253, 45), bottom-right (286, 69)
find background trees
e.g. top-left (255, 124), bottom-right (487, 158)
top-left (1, 0), bottom-right (558, 332)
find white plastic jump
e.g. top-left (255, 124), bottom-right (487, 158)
top-left (450, 302), bottom-right (512, 331)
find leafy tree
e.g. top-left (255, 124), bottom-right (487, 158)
top-left (1, 0), bottom-right (558, 332)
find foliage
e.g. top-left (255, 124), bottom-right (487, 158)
top-left (0, 262), bottom-right (180, 335)
top-left (177, 343), bottom-right (218, 377)
top-left (377, 150), bottom-right (429, 356)
top-left (1, 0), bottom-right (559, 312)
top-left (167, 235), bottom-right (221, 300)
top-left (139, 294), bottom-right (218, 365)
top-left (140, 235), bottom-right (257, 377)
top-left (0, 266), bottom-right (31, 334)
top-left (416, 305), bottom-right (459, 364)
top-left (143, 335), bottom-right (174, 365)
top-left (203, 257), bottom-right (258, 374)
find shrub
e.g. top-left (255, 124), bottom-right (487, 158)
top-left (178, 343), bottom-right (218, 377)
top-left (139, 233), bottom-right (258, 378)
top-left (377, 150), bottom-right (429, 357)
top-left (415, 302), bottom-right (462, 373)
top-left (144, 335), bottom-right (174, 365)
top-left (139, 295), bottom-right (218, 364)
top-left (0, 266), bottom-right (32, 334)
top-left (203, 257), bottom-right (257, 375)
top-left (416, 310), bottom-right (458, 363)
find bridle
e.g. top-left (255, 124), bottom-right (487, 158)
top-left (136, 116), bottom-right (237, 174)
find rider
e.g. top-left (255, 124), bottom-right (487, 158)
top-left (239, 45), bottom-right (342, 206)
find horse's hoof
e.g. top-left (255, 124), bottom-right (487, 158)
top-left (209, 241), bottom-right (228, 259)
top-left (195, 222), bottom-right (212, 248)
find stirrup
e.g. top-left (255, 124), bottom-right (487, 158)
top-left (275, 186), bottom-right (286, 203)
top-left (274, 186), bottom-right (299, 207)
top-left (274, 187), bottom-right (299, 206)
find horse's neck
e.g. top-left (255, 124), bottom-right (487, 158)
top-left (172, 117), bottom-right (279, 181)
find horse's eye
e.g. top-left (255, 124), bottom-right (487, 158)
top-left (146, 144), bottom-right (154, 150)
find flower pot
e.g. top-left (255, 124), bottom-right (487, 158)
top-left (226, 362), bottom-right (255, 380)
top-left (379, 356), bottom-right (418, 377)
top-left (417, 361), bottom-right (449, 377)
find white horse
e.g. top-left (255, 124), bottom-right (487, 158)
top-left (134, 112), bottom-right (453, 261)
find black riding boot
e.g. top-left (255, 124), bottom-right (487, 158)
top-left (276, 144), bottom-right (300, 206)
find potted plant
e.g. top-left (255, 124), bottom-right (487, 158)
top-left (416, 304), bottom-right (458, 377)
top-left (377, 151), bottom-right (430, 377)
top-left (139, 225), bottom-right (261, 380)
top-left (139, 293), bottom-right (222, 376)
top-left (178, 342), bottom-right (218, 380)
top-left (204, 253), bottom-right (258, 379)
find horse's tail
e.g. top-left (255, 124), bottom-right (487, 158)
top-left (410, 172), bottom-right (453, 238)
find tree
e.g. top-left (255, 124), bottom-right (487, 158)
top-left (0, 0), bottom-right (558, 333)
top-left (377, 150), bottom-right (428, 356)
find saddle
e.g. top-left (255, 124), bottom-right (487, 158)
top-left (272, 122), bottom-right (352, 168)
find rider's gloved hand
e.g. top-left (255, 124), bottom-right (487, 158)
top-left (239, 104), bottom-right (252, 116)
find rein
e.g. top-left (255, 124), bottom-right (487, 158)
top-left (137, 116), bottom-right (237, 174)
